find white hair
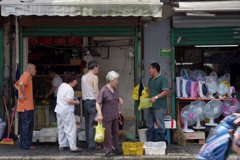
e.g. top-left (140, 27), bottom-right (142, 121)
top-left (106, 71), bottom-right (119, 83)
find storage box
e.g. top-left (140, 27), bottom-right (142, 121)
top-left (32, 131), bottom-right (40, 142)
top-left (154, 120), bottom-right (176, 129)
top-left (78, 131), bottom-right (86, 141)
top-left (184, 131), bottom-right (205, 140)
top-left (70, 59), bottom-right (81, 65)
top-left (38, 128), bottom-right (58, 142)
top-left (34, 105), bottom-right (50, 130)
top-left (144, 142), bottom-right (166, 155)
top-left (122, 142), bottom-right (144, 156)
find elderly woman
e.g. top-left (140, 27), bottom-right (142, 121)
top-left (96, 71), bottom-right (123, 157)
top-left (54, 73), bottom-right (82, 152)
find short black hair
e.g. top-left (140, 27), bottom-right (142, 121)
top-left (88, 61), bottom-right (99, 70)
top-left (48, 66), bottom-right (57, 73)
top-left (150, 63), bottom-right (160, 73)
top-left (64, 73), bottom-right (78, 83)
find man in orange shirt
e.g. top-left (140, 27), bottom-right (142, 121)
top-left (15, 63), bottom-right (37, 150)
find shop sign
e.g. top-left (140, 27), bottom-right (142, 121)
top-left (159, 48), bottom-right (171, 57)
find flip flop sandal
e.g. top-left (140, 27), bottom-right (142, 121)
top-left (70, 148), bottom-right (82, 152)
top-left (88, 145), bottom-right (101, 150)
top-left (59, 147), bottom-right (69, 151)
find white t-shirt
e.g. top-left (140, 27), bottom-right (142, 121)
top-left (55, 83), bottom-right (75, 115)
top-left (52, 74), bottom-right (63, 97)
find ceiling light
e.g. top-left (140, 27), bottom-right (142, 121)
top-left (186, 12), bottom-right (216, 17)
top-left (195, 45), bottom-right (238, 47)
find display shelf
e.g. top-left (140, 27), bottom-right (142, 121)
top-left (176, 98), bottom-right (237, 101)
top-left (35, 64), bottom-right (81, 66)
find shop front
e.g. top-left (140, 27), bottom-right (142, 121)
top-left (0, 0), bottom-right (164, 137)
top-left (171, 15), bottom-right (240, 144)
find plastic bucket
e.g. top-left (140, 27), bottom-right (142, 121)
top-left (138, 128), bottom-right (147, 142)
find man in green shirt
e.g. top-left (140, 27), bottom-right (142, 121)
top-left (146, 63), bottom-right (169, 141)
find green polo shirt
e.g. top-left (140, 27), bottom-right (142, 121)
top-left (148, 74), bottom-right (168, 109)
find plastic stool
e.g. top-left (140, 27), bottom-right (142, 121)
top-left (154, 129), bottom-right (171, 145)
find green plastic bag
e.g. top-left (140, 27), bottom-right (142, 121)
top-left (94, 122), bottom-right (105, 143)
top-left (138, 96), bottom-right (152, 110)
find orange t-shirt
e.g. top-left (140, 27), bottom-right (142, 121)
top-left (15, 72), bottom-right (34, 112)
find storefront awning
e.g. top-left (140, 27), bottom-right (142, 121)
top-left (0, 0), bottom-right (163, 17)
top-left (173, 1), bottom-right (240, 12)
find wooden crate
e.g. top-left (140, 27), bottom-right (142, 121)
top-left (184, 131), bottom-right (205, 144)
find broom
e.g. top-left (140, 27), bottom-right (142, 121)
top-left (0, 96), bottom-right (15, 145)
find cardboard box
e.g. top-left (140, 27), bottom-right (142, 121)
top-left (70, 59), bottom-right (81, 65)
top-left (184, 131), bottom-right (205, 140)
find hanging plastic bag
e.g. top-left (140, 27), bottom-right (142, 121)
top-left (94, 122), bottom-right (105, 143)
top-left (132, 84), bottom-right (140, 100)
top-left (138, 96), bottom-right (152, 110)
top-left (132, 79), bottom-right (149, 100)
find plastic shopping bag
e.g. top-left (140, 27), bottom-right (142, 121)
top-left (94, 122), bottom-right (105, 143)
top-left (138, 96), bottom-right (152, 110)
top-left (132, 84), bottom-right (140, 100)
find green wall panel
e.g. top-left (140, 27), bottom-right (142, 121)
top-left (173, 26), bottom-right (240, 46)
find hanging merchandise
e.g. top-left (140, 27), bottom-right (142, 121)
top-left (180, 69), bottom-right (191, 98)
top-left (204, 100), bottom-right (223, 126)
top-left (222, 100), bottom-right (240, 117)
top-left (180, 104), bottom-right (198, 133)
top-left (206, 76), bottom-right (218, 99)
top-left (191, 101), bottom-right (207, 130)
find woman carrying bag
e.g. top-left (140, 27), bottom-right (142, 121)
top-left (96, 71), bottom-right (123, 157)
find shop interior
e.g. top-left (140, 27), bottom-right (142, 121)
top-left (175, 45), bottom-right (240, 137)
top-left (27, 36), bottom-right (135, 130)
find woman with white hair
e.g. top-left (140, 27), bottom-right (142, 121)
top-left (96, 71), bottom-right (123, 157)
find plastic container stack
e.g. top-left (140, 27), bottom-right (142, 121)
top-left (122, 142), bottom-right (144, 156)
top-left (38, 128), bottom-right (58, 142)
top-left (138, 128), bottom-right (147, 142)
top-left (144, 142), bottom-right (166, 155)
top-left (34, 105), bottom-right (50, 130)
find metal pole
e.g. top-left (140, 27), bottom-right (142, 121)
top-left (171, 29), bottom-right (176, 120)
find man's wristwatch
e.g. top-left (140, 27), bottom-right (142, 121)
top-left (155, 96), bottom-right (158, 99)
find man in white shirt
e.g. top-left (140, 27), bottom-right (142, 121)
top-left (45, 66), bottom-right (63, 119)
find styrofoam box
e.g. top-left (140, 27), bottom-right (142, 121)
top-left (144, 142), bottom-right (166, 155)
top-left (19, 131), bottom-right (40, 142)
top-left (38, 128), bottom-right (58, 142)
top-left (78, 131), bottom-right (86, 141)
top-left (32, 131), bottom-right (40, 142)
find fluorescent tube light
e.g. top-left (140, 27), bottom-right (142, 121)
top-left (186, 12), bottom-right (216, 17)
top-left (195, 45), bottom-right (238, 47)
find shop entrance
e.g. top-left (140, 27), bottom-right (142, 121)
top-left (19, 27), bottom-right (139, 130)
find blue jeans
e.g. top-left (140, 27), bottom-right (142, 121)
top-left (146, 108), bottom-right (166, 141)
top-left (83, 99), bottom-right (97, 149)
top-left (19, 110), bottom-right (34, 149)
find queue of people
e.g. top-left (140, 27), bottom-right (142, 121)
top-left (16, 62), bottom-right (240, 157)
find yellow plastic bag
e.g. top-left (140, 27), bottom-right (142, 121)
top-left (138, 96), bottom-right (152, 110)
top-left (132, 81), bottom-right (149, 100)
top-left (132, 84), bottom-right (140, 100)
top-left (94, 122), bottom-right (105, 143)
